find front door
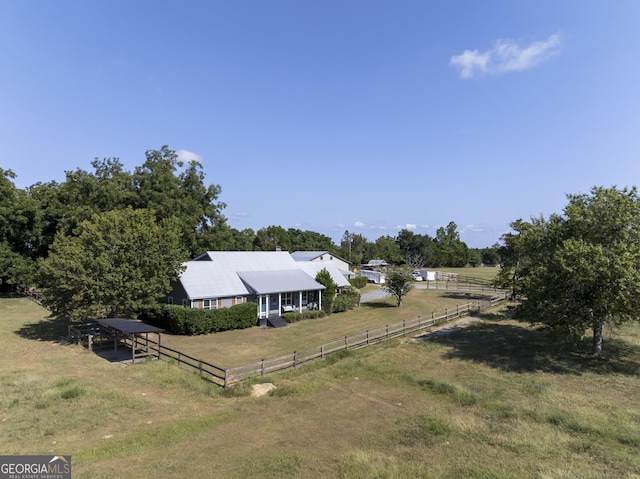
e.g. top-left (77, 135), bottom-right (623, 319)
top-left (259, 295), bottom-right (268, 318)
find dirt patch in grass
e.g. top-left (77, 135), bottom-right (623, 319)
top-left (251, 382), bottom-right (277, 397)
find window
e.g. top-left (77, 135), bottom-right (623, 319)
top-left (282, 292), bottom-right (293, 305)
top-left (301, 291), bottom-right (308, 305)
top-left (167, 296), bottom-right (174, 305)
top-left (202, 299), bottom-right (218, 309)
top-left (235, 296), bottom-right (243, 304)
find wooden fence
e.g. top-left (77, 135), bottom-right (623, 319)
top-left (129, 290), bottom-right (508, 388)
top-left (419, 279), bottom-right (500, 292)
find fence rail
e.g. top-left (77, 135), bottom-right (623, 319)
top-left (69, 284), bottom-right (508, 388)
top-left (419, 280), bottom-right (499, 292)
top-left (222, 293), bottom-right (506, 386)
top-left (151, 292), bottom-right (505, 387)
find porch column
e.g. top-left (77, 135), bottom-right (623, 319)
top-left (298, 291), bottom-right (302, 312)
top-left (266, 294), bottom-right (270, 318)
top-left (318, 290), bottom-right (322, 311)
top-left (278, 293), bottom-right (282, 315)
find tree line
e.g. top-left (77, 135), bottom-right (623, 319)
top-left (0, 146), bottom-right (499, 295)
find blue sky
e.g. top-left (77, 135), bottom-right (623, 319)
top-left (2, 1), bottom-right (639, 248)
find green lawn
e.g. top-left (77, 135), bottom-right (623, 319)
top-left (3, 292), bottom-right (639, 479)
top-left (161, 287), bottom-right (494, 368)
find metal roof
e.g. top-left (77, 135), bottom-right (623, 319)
top-left (238, 270), bottom-right (325, 295)
top-left (97, 318), bottom-right (164, 334)
top-left (290, 251), bottom-right (327, 261)
top-left (297, 261), bottom-right (350, 288)
top-left (366, 259), bottom-right (388, 266)
top-left (178, 251), bottom-right (327, 299)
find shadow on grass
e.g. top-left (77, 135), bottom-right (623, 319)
top-left (15, 316), bottom-right (72, 342)
top-left (360, 302), bottom-right (396, 310)
top-left (427, 320), bottom-right (640, 377)
top-left (440, 292), bottom-right (494, 301)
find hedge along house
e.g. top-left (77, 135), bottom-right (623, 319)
top-left (165, 251), bottom-right (348, 322)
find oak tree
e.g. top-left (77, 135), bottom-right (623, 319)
top-left (38, 208), bottom-right (186, 320)
top-left (498, 186), bottom-right (640, 356)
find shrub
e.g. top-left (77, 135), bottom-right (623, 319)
top-left (348, 276), bottom-right (368, 289)
top-left (339, 285), bottom-right (360, 309)
top-left (316, 268), bottom-right (336, 314)
top-left (333, 295), bottom-right (352, 313)
top-left (282, 310), bottom-right (326, 323)
top-left (139, 302), bottom-right (257, 335)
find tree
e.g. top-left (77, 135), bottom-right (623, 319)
top-left (498, 186), bottom-right (640, 356)
top-left (433, 222), bottom-right (469, 267)
top-left (383, 266), bottom-right (414, 307)
top-left (253, 225), bottom-right (290, 251)
top-left (339, 231), bottom-right (370, 265)
top-left (228, 227), bottom-right (257, 251)
top-left (467, 248), bottom-right (482, 267)
top-left (396, 229), bottom-right (433, 268)
top-left (0, 169), bottom-right (40, 287)
top-left (287, 228), bottom-right (336, 252)
top-left (133, 146), bottom-right (228, 256)
top-left (38, 208), bottom-right (186, 320)
top-left (371, 235), bottom-right (402, 265)
top-left (481, 244), bottom-right (501, 266)
top-left (315, 268), bottom-right (336, 314)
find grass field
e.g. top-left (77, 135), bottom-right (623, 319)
top-left (161, 287), bottom-right (496, 368)
top-left (2, 269), bottom-right (640, 478)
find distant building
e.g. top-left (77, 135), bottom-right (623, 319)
top-left (291, 251), bottom-right (354, 279)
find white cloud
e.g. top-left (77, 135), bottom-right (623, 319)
top-left (461, 224), bottom-right (484, 233)
top-left (450, 33), bottom-right (562, 79)
top-left (450, 49), bottom-right (491, 78)
top-left (396, 223), bottom-right (417, 231)
top-left (176, 149), bottom-right (202, 163)
top-left (354, 221), bottom-right (386, 231)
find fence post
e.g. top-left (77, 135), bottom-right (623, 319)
top-left (321, 345), bottom-right (325, 359)
top-left (294, 351), bottom-right (297, 367)
top-left (403, 320), bottom-right (406, 333)
top-left (261, 359), bottom-right (265, 376)
top-left (223, 369), bottom-right (228, 388)
top-left (345, 336), bottom-right (348, 349)
top-left (198, 360), bottom-right (202, 377)
top-left (366, 330), bottom-right (369, 345)
top-left (386, 325), bottom-right (389, 340)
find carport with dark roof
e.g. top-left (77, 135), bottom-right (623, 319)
top-left (96, 318), bottom-right (164, 363)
